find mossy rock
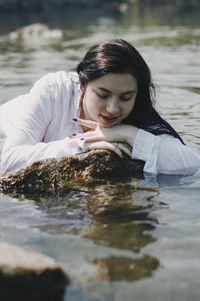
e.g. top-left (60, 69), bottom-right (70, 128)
top-left (0, 150), bottom-right (144, 198)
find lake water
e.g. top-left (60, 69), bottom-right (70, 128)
top-left (0, 6), bottom-right (200, 301)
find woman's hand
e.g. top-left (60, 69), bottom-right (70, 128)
top-left (73, 118), bottom-right (139, 148)
top-left (87, 141), bottom-right (132, 158)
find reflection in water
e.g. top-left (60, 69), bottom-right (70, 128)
top-left (31, 181), bottom-right (161, 282)
top-left (84, 221), bottom-right (155, 253)
top-left (93, 255), bottom-right (159, 282)
top-left (83, 184), bottom-right (158, 253)
top-left (82, 183), bottom-right (160, 282)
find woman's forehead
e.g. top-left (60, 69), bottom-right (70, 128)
top-left (88, 73), bottom-right (137, 93)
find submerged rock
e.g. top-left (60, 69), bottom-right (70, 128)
top-left (0, 150), bottom-right (144, 197)
top-left (0, 242), bottom-right (69, 301)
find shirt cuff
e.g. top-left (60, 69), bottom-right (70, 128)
top-left (132, 129), bottom-right (160, 175)
top-left (65, 137), bottom-right (88, 155)
top-left (131, 129), bottom-right (156, 160)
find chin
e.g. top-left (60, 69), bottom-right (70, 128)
top-left (100, 122), bottom-right (118, 128)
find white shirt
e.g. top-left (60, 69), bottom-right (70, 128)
top-left (1, 71), bottom-right (200, 175)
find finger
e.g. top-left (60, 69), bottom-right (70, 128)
top-left (117, 143), bottom-right (132, 157)
top-left (112, 145), bottom-right (123, 158)
top-left (87, 141), bottom-right (123, 158)
top-left (71, 132), bottom-right (101, 139)
top-left (84, 136), bottom-right (106, 143)
top-left (70, 133), bottom-right (84, 138)
top-left (73, 118), bottom-right (97, 129)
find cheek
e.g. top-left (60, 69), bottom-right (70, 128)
top-left (123, 101), bottom-right (135, 115)
top-left (84, 93), bottom-right (103, 114)
top-left (89, 97), bottom-right (104, 112)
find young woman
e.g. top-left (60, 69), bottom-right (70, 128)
top-left (1, 39), bottom-right (200, 175)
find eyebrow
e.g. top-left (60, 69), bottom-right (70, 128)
top-left (97, 87), bottom-right (136, 95)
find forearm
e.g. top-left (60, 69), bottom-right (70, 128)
top-left (121, 125), bottom-right (139, 148)
top-left (132, 129), bottom-right (200, 175)
top-left (1, 138), bottom-right (87, 174)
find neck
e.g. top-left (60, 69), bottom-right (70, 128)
top-left (79, 100), bottom-right (90, 132)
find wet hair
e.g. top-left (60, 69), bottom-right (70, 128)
top-left (76, 39), bottom-right (184, 143)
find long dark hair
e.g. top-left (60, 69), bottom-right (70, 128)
top-left (76, 39), bottom-right (184, 144)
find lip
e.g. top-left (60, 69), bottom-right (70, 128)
top-left (100, 114), bottom-right (119, 124)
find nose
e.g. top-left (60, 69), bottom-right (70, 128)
top-left (106, 98), bottom-right (120, 115)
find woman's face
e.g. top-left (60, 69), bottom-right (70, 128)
top-left (81, 73), bottom-right (137, 128)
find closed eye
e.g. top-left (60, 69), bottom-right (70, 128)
top-left (96, 92), bottom-right (109, 99)
top-left (120, 93), bottom-right (135, 101)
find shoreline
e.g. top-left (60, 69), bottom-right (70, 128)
top-left (0, 0), bottom-right (199, 14)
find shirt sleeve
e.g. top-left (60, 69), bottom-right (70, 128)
top-left (0, 73), bottom-right (87, 174)
top-left (132, 129), bottom-right (200, 175)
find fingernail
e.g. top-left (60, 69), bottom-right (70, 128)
top-left (72, 118), bottom-right (77, 121)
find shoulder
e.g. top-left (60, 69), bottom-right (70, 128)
top-left (30, 71), bottom-right (80, 94)
top-left (142, 123), bottom-right (183, 143)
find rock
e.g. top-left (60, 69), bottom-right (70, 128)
top-left (0, 150), bottom-right (144, 198)
top-left (9, 23), bottom-right (63, 40)
top-left (0, 242), bottom-right (69, 301)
